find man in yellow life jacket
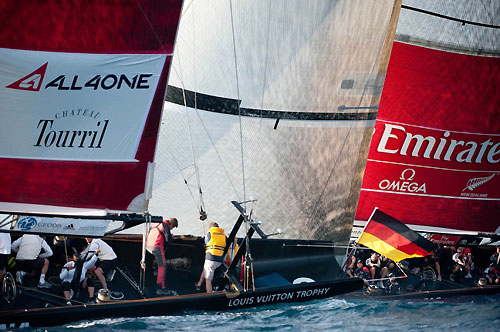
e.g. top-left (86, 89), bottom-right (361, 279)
top-left (195, 222), bottom-right (226, 293)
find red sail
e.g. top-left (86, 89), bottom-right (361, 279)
top-left (356, 42), bottom-right (500, 234)
top-left (0, 0), bottom-right (183, 215)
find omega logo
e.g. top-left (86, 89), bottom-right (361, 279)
top-left (379, 168), bottom-right (426, 193)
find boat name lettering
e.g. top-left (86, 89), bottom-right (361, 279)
top-left (54, 109), bottom-right (101, 120)
top-left (228, 287), bottom-right (330, 307)
top-left (295, 287), bottom-right (330, 298)
top-left (34, 119), bottom-right (109, 149)
top-left (378, 169), bottom-right (426, 193)
top-left (45, 74), bottom-right (153, 91)
top-left (377, 123), bottom-right (500, 164)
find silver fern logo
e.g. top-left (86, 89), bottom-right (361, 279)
top-left (462, 174), bottom-right (496, 192)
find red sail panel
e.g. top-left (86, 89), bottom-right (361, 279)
top-left (0, 0), bottom-right (183, 214)
top-left (355, 42), bottom-right (500, 234)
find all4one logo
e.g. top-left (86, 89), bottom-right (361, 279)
top-left (17, 217), bottom-right (38, 231)
top-left (6, 62), bottom-right (152, 91)
top-left (378, 168), bottom-right (426, 193)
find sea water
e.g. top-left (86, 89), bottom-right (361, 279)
top-left (10, 295), bottom-right (500, 332)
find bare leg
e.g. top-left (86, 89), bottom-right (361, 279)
top-left (196, 270), bottom-right (205, 288)
top-left (94, 267), bottom-right (108, 290)
top-left (205, 278), bottom-right (212, 293)
top-left (41, 258), bottom-right (49, 275)
top-left (380, 267), bottom-right (388, 279)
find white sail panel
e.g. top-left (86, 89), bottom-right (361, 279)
top-left (152, 0), bottom-right (400, 240)
top-left (0, 49), bottom-right (166, 161)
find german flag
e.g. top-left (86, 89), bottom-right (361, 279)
top-left (357, 208), bottom-right (436, 262)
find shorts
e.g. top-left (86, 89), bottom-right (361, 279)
top-left (16, 257), bottom-right (45, 272)
top-left (62, 278), bottom-right (95, 292)
top-left (0, 254), bottom-right (8, 268)
top-left (96, 259), bottom-right (117, 275)
top-left (203, 260), bottom-right (221, 280)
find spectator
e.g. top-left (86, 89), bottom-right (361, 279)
top-left (421, 249), bottom-right (442, 281)
top-left (490, 246), bottom-right (500, 266)
top-left (483, 263), bottom-right (499, 285)
top-left (345, 254), bottom-right (357, 278)
top-left (450, 247), bottom-right (472, 281)
top-left (365, 252), bottom-right (381, 280)
top-left (353, 259), bottom-right (370, 287)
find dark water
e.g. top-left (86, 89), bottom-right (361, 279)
top-left (10, 295), bottom-right (500, 332)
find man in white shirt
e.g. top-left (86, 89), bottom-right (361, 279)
top-left (83, 238), bottom-right (117, 291)
top-left (11, 234), bottom-right (53, 288)
top-left (60, 250), bottom-right (99, 305)
top-left (0, 232), bottom-right (11, 281)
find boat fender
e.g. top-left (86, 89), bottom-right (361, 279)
top-left (293, 277), bottom-right (315, 284)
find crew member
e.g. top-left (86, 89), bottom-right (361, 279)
top-left (195, 222), bottom-right (226, 293)
top-left (83, 237), bottom-right (117, 291)
top-left (11, 234), bottom-right (53, 288)
top-left (60, 250), bottom-right (99, 305)
top-left (146, 217), bottom-right (178, 295)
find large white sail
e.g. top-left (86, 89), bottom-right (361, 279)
top-left (151, 0), bottom-right (400, 240)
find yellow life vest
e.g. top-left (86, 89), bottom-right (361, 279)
top-left (206, 227), bottom-right (226, 257)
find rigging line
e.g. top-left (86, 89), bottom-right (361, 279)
top-left (194, 110), bottom-right (241, 200)
top-left (402, 5), bottom-right (500, 29)
top-left (229, 0), bottom-right (247, 206)
top-left (168, 18), bottom-right (205, 216)
top-left (253, 0), bottom-right (273, 191)
top-left (167, 149), bottom-right (199, 209)
top-left (185, 1), bottom-right (206, 223)
top-left (134, 0), bottom-right (169, 52)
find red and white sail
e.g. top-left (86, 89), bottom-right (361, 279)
top-left (0, 0), bottom-right (183, 215)
top-left (355, 1), bottom-right (500, 236)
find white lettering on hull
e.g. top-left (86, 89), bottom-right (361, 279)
top-left (228, 287), bottom-right (331, 308)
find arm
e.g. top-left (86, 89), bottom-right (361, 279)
top-left (11, 237), bottom-right (22, 252)
top-left (83, 253), bottom-right (99, 270)
top-left (59, 262), bottom-right (74, 280)
top-left (39, 239), bottom-right (53, 258)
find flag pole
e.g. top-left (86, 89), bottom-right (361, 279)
top-left (355, 207), bottom-right (379, 245)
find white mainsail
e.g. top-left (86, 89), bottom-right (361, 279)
top-left (151, 0), bottom-right (400, 240)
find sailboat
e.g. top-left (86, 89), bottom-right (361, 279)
top-left (0, 0), bottom-right (402, 328)
top-left (350, 1), bottom-right (500, 299)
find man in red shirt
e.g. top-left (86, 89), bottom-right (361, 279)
top-left (146, 218), bottom-right (178, 295)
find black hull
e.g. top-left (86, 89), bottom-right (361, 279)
top-left (347, 284), bottom-right (500, 301)
top-left (0, 278), bottom-right (363, 328)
